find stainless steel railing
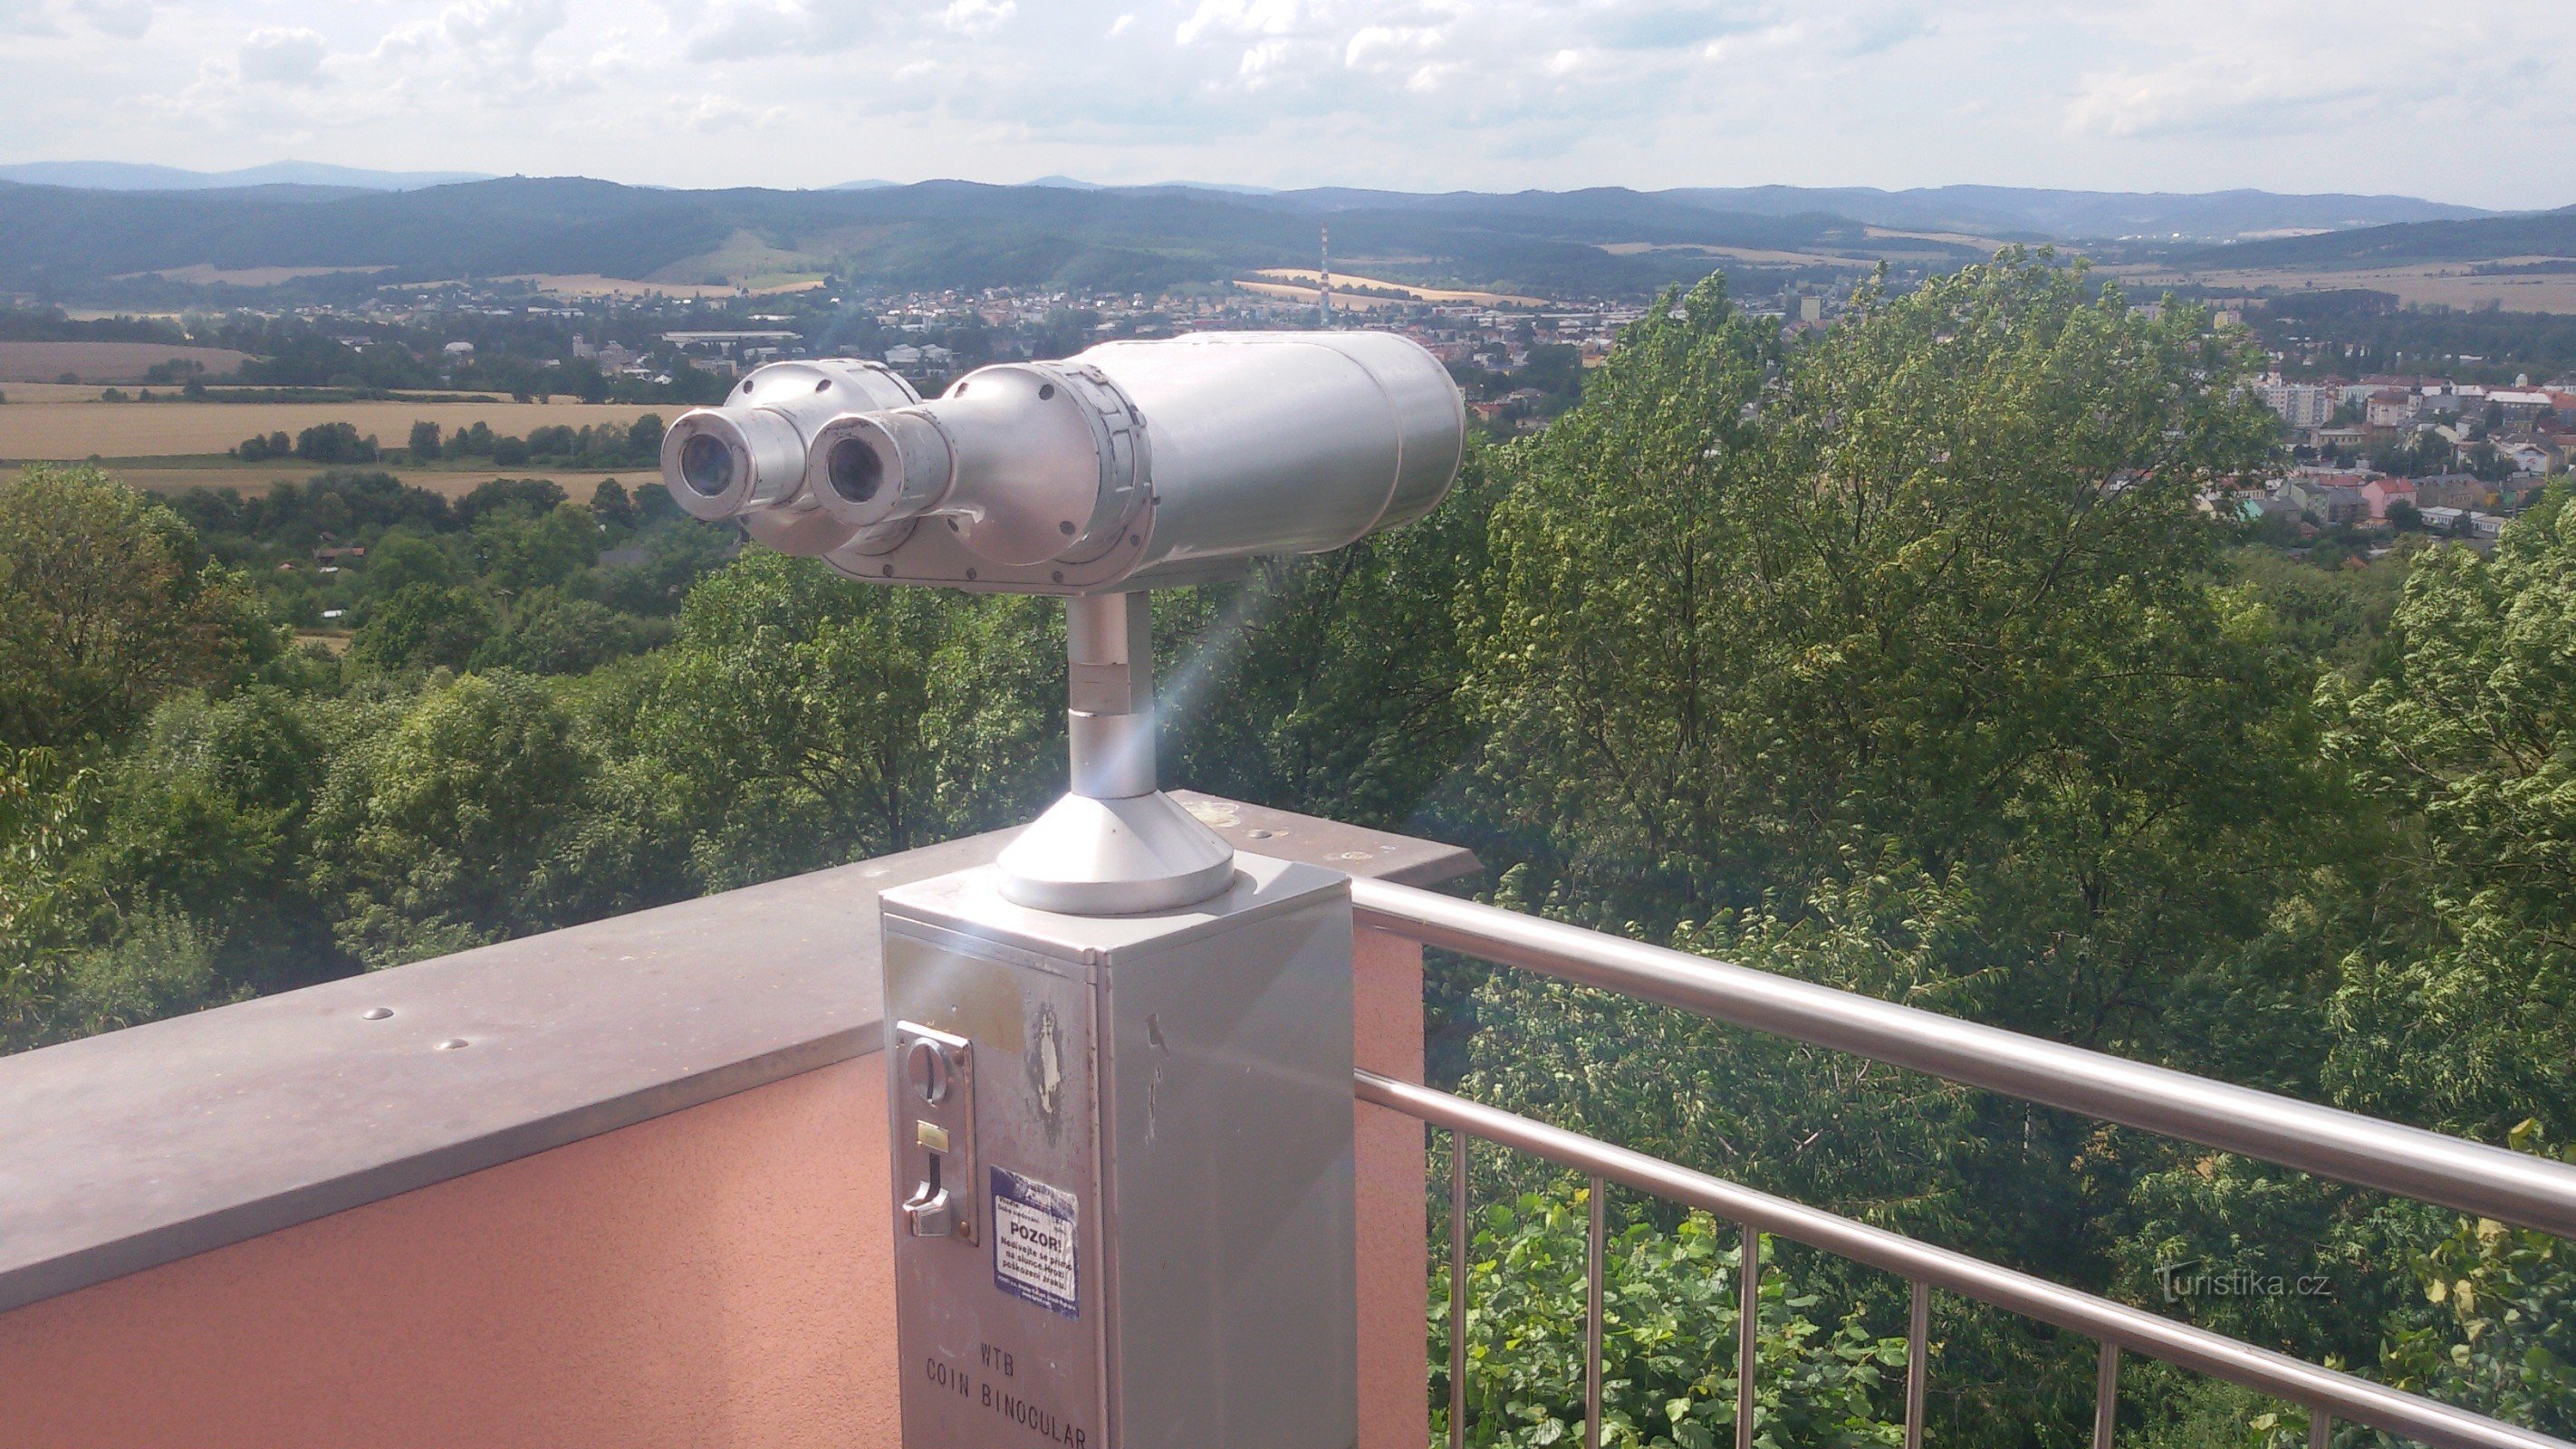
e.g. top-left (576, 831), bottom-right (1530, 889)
top-left (1348, 877), bottom-right (2576, 1449)
top-left (1365, 1072), bottom-right (2561, 1449)
top-left (1351, 878), bottom-right (2576, 1238)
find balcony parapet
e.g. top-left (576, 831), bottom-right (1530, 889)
top-left (0, 792), bottom-right (1474, 1316)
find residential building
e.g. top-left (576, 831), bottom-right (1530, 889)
top-left (2491, 390), bottom-right (2557, 427)
top-left (2416, 474), bottom-right (2492, 510)
top-left (2360, 477), bottom-right (2415, 521)
top-left (2259, 380), bottom-right (2336, 431)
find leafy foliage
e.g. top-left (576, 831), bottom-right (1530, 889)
top-left (2379, 1124), bottom-right (2576, 1440)
top-left (0, 463), bottom-right (274, 752)
top-left (1436, 1181), bottom-right (1907, 1448)
top-left (2321, 486), bottom-right (2576, 1137)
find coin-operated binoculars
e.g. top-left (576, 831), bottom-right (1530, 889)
top-left (664, 331), bottom-right (1464, 1449)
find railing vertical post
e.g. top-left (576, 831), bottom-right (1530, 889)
top-left (1905, 1280), bottom-right (1929, 1449)
top-left (2310, 1409), bottom-right (2331, 1449)
top-left (1585, 1176), bottom-right (1606, 1449)
top-left (1450, 1129), bottom-right (1470, 1449)
top-left (1737, 1223), bottom-right (1760, 1449)
top-left (2093, 1342), bottom-right (2120, 1449)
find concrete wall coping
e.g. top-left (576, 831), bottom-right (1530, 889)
top-left (0, 792), bottom-right (1475, 1314)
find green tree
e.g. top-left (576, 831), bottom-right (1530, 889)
top-left (620, 552), bottom-right (1057, 891)
top-left (294, 422), bottom-right (378, 465)
top-left (362, 529), bottom-right (461, 595)
top-left (0, 464), bottom-right (271, 753)
top-left (351, 583), bottom-right (496, 673)
top-left (471, 502), bottom-right (599, 593)
top-left (407, 419), bottom-right (442, 459)
top-left (590, 478), bottom-right (636, 530)
top-left (308, 671), bottom-right (619, 966)
top-left (1437, 1181), bottom-right (1908, 1448)
top-left (2321, 487), bottom-right (2576, 1137)
top-left (62, 686), bottom-right (338, 997)
top-left (0, 746), bottom-right (87, 1036)
top-left (1457, 258), bottom-right (2337, 1444)
top-left (478, 589), bottom-right (648, 676)
top-left (2378, 1121), bottom-right (2576, 1440)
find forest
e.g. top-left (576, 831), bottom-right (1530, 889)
top-left (2, 254), bottom-right (2571, 1446)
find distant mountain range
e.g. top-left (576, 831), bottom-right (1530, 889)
top-left (0, 176), bottom-right (1994, 300)
top-left (0, 170), bottom-right (2565, 303)
top-left (0, 161), bottom-right (491, 193)
top-left (1661, 186), bottom-right (2494, 239)
top-left (2173, 203), bottom-right (2576, 268)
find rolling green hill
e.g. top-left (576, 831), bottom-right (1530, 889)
top-left (0, 177), bottom-right (1989, 302)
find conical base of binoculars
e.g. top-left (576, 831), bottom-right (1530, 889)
top-left (995, 790), bottom-right (1238, 916)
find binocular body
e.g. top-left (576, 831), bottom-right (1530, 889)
top-left (660, 331), bottom-right (1465, 594)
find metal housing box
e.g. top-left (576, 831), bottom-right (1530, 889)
top-left (879, 854), bottom-right (1357, 1449)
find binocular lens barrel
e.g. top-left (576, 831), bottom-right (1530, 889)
top-left (679, 435), bottom-right (735, 497)
top-left (660, 331), bottom-right (1464, 593)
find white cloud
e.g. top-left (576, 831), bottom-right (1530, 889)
top-left (0, 0), bottom-right (2566, 210)
top-left (69, 0), bottom-right (149, 37)
top-left (237, 25), bottom-right (325, 85)
top-left (439, 0), bottom-right (568, 56)
top-left (938, 0), bottom-right (1014, 40)
top-left (1176, 0), bottom-right (1310, 46)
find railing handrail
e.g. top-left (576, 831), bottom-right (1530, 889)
top-left (1351, 877), bottom-right (2576, 1239)
top-left (1361, 1070), bottom-right (2569, 1449)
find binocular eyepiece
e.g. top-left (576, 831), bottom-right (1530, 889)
top-left (659, 331), bottom-right (1466, 594)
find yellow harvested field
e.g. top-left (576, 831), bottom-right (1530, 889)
top-left (1247, 268), bottom-right (1550, 307)
top-left (119, 264), bottom-right (391, 287)
top-left (0, 400), bottom-right (664, 462)
top-left (4, 462), bottom-right (648, 503)
top-left (0, 341), bottom-right (255, 383)
top-left (1596, 241), bottom-right (1879, 267)
top-left (2109, 259), bottom-right (2576, 315)
top-left (1863, 226), bottom-right (2010, 253)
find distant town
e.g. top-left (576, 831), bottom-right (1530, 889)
top-left (4, 266), bottom-right (1865, 439)
top-left (2225, 366), bottom-right (2576, 551)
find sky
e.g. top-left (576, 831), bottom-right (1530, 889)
top-left (2, 0), bottom-right (2571, 207)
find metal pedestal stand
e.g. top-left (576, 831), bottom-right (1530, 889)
top-left (995, 591), bottom-right (1236, 916)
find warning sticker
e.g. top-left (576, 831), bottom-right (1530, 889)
top-left (992, 1166), bottom-right (1080, 1318)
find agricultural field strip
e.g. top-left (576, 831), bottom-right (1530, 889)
top-left (1246, 268), bottom-right (1551, 307)
top-left (488, 273), bottom-right (829, 299)
top-left (2108, 259), bottom-right (2576, 315)
top-left (0, 401), bottom-right (663, 461)
top-left (0, 465), bottom-right (642, 502)
top-left (0, 341), bottom-right (256, 382)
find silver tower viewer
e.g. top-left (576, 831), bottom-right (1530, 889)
top-left (661, 330), bottom-right (1465, 913)
top-left (662, 331), bottom-right (1465, 1449)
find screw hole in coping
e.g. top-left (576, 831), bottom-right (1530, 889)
top-left (1038, 383), bottom-right (1057, 400)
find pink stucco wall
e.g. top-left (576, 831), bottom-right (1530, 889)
top-left (0, 933), bottom-right (1430, 1449)
top-left (0, 1053), bottom-right (898, 1448)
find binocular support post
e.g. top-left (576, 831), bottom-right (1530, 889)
top-left (993, 592), bottom-right (1237, 915)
